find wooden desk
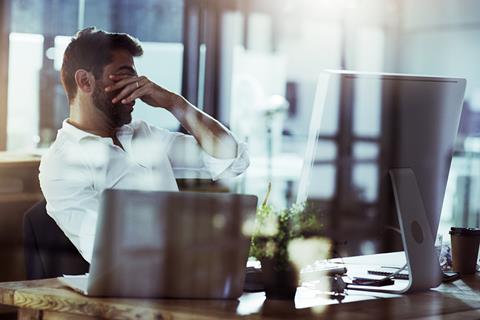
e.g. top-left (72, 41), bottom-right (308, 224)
top-left (1, 276), bottom-right (480, 319)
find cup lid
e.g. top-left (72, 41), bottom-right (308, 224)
top-left (449, 227), bottom-right (480, 236)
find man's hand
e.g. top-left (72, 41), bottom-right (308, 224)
top-left (105, 74), bottom-right (180, 110)
top-left (106, 73), bottom-right (238, 159)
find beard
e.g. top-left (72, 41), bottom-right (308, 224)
top-left (92, 82), bottom-right (134, 128)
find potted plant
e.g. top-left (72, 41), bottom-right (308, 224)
top-left (249, 185), bottom-right (325, 300)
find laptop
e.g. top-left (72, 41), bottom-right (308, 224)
top-left (60, 189), bottom-right (258, 299)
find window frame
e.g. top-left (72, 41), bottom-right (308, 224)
top-left (0, 0), bottom-right (11, 151)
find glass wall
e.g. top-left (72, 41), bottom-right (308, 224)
top-left (217, 0), bottom-right (396, 208)
top-left (3, 0), bottom-right (480, 243)
top-left (215, 0), bottom-right (480, 243)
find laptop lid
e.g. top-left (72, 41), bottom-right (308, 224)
top-left (87, 190), bottom-right (258, 299)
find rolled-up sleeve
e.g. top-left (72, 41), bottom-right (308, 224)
top-left (200, 139), bottom-right (249, 180)
top-left (149, 125), bottom-right (249, 180)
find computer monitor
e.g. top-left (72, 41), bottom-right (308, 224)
top-left (297, 71), bottom-right (465, 292)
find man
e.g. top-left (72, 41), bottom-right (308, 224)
top-left (39, 27), bottom-right (249, 263)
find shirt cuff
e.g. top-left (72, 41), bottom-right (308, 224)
top-left (201, 141), bottom-right (250, 180)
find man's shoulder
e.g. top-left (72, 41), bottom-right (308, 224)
top-left (40, 131), bottom-right (86, 171)
top-left (41, 132), bottom-right (70, 162)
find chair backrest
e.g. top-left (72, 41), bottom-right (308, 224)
top-left (23, 200), bottom-right (89, 279)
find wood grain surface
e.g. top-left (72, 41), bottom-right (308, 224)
top-left (1, 276), bottom-right (480, 319)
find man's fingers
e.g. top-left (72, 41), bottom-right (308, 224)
top-left (122, 79), bottom-right (151, 103)
top-left (105, 75), bottom-right (147, 92)
top-left (112, 77), bottom-right (151, 104)
top-left (122, 85), bottom-right (149, 103)
top-left (105, 76), bottom-right (138, 92)
top-left (112, 81), bottom-right (139, 103)
top-left (109, 74), bottom-right (130, 80)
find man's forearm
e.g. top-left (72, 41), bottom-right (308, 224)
top-left (169, 97), bottom-right (238, 159)
top-left (107, 74), bottom-right (239, 159)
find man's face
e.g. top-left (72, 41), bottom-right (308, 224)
top-left (91, 50), bottom-right (137, 128)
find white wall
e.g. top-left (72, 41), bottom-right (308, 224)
top-left (399, 0), bottom-right (480, 106)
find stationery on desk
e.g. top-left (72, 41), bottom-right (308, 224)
top-left (59, 274), bottom-right (90, 295)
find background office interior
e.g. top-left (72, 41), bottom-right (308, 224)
top-left (1, 0), bottom-right (480, 276)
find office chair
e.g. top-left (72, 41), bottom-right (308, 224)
top-left (23, 200), bottom-right (89, 280)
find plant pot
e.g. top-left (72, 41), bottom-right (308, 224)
top-left (260, 257), bottom-right (298, 300)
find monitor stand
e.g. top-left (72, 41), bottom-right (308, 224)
top-left (389, 168), bottom-right (442, 293)
top-left (345, 168), bottom-right (442, 293)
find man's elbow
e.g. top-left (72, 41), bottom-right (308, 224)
top-left (212, 134), bottom-right (238, 159)
top-left (230, 146), bottom-right (250, 176)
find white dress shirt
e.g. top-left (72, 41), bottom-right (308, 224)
top-left (39, 119), bottom-right (249, 263)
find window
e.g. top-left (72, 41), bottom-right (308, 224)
top-left (5, 0), bottom-right (184, 151)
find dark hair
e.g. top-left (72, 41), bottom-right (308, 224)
top-left (61, 27), bottom-right (143, 103)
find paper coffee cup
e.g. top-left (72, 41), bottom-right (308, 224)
top-left (450, 227), bottom-right (480, 274)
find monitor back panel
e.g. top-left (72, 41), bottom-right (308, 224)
top-left (298, 71), bottom-right (465, 256)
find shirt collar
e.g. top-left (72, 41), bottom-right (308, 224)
top-left (61, 119), bottom-right (134, 142)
